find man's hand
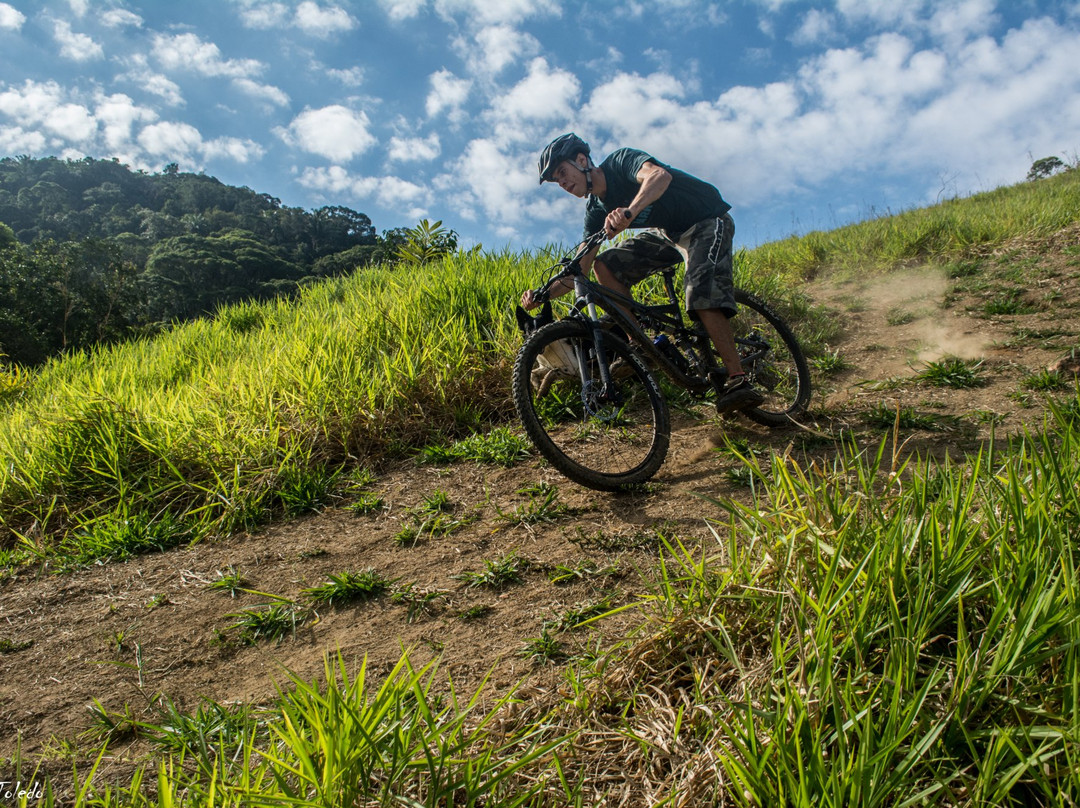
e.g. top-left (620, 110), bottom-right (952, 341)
top-left (520, 288), bottom-right (541, 310)
top-left (604, 207), bottom-right (633, 238)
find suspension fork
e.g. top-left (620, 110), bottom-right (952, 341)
top-left (574, 278), bottom-right (617, 396)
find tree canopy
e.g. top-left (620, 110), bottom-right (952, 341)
top-left (0, 156), bottom-right (395, 365)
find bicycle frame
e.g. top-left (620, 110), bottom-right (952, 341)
top-left (537, 234), bottom-right (720, 397)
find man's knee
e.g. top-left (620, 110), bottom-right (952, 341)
top-left (594, 259), bottom-right (618, 287)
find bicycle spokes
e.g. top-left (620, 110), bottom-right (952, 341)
top-left (513, 320), bottom-right (670, 489)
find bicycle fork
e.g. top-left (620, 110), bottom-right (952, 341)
top-left (574, 280), bottom-right (621, 408)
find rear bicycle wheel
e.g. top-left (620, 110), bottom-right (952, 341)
top-left (513, 319), bottom-right (670, 491)
top-left (732, 289), bottom-right (812, 427)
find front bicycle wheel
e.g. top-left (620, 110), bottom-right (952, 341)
top-left (732, 289), bottom-right (812, 427)
top-left (513, 319), bottom-right (670, 491)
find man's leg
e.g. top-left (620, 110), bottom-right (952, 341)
top-left (593, 235), bottom-right (682, 337)
top-left (593, 259), bottom-right (636, 317)
top-left (696, 307), bottom-right (742, 376)
top-left (680, 213), bottom-right (763, 413)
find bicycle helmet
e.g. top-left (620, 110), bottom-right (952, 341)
top-left (538, 133), bottom-right (590, 184)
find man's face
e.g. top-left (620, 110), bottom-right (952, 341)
top-left (551, 158), bottom-right (588, 197)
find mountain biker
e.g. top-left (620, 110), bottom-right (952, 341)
top-left (524, 132), bottom-right (763, 414)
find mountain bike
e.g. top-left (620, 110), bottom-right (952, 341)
top-left (513, 230), bottom-right (811, 491)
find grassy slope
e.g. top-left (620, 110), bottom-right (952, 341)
top-left (3, 170), bottom-right (1078, 559)
top-left (3, 170), bottom-right (1080, 805)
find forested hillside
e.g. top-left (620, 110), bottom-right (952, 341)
top-left (0, 156), bottom-right (411, 365)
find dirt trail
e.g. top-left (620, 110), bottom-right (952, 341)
top-left (2, 241), bottom-right (1078, 781)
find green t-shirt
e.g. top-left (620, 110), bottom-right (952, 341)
top-left (583, 148), bottom-right (730, 240)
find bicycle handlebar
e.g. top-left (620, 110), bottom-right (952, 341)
top-left (529, 229), bottom-right (608, 303)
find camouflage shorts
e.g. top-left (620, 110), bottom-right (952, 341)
top-left (596, 212), bottom-right (736, 317)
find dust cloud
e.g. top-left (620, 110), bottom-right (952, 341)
top-left (830, 266), bottom-right (990, 363)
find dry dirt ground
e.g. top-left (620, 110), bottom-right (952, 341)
top-left (2, 228), bottom-right (1079, 788)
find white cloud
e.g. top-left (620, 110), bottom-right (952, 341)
top-left (0, 80), bottom-right (95, 142)
top-left (380, 0), bottom-right (557, 25)
top-left (388, 133), bottom-right (441, 162)
top-left (279, 105), bottom-right (376, 161)
top-left (204, 136), bottom-right (265, 163)
top-left (426, 68), bottom-right (472, 119)
top-left (478, 56), bottom-right (582, 154)
top-left (101, 9), bottom-right (143, 28)
top-left (378, 0), bottom-right (426, 22)
top-left (464, 25), bottom-right (540, 75)
top-left (136, 120), bottom-right (264, 166)
top-left (149, 34), bottom-right (287, 106)
top-left (0, 3), bottom-right (25, 30)
top-left (232, 78), bottom-right (290, 107)
top-left (929, 0), bottom-right (998, 48)
top-left (0, 79), bottom-right (262, 171)
top-left (137, 73), bottom-right (185, 106)
top-left (834, 0), bottom-right (922, 28)
top-left (237, 0), bottom-right (355, 36)
top-left (745, 0), bottom-right (798, 11)
top-left (449, 138), bottom-right (534, 224)
top-left (564, 14), bottom-right (1080, 216)
top-left (295, 1), bottom-right (356, 36)
top-left (900, 17), bottom-right (1080, 178)
top-left (612, 0), bottom-right (726, 28)
top-left (95, 92), bottom-right (157, 151)
top-left (298, 165), bottom-right (429, 212)
top-left (792, 9), bottom-right (837, 46)
top-left (152, 33), bottom-right (263, 79)
top-left (434, 0), bottom-right (556, 26)
top-left (66, 0), bottom-right (89, 17)
top-left (489, 57), bottom-right (580, 133)
top-left (237, 2), bottom-right (291, 28)
top-left (53, 20), bottom-right (104, 61)
top-left (138, 121), bottom-right (205, 157)
top-left (0, 125), bottom-right (46, 153)
top-left (327, 65), bottom-right (365, 87)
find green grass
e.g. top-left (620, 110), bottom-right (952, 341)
top-left (569, 522), bottom-right (676, 553)
top-left (418, 426), bottom-right (532, 466)
top-left (982, 290), bottom-right (1036, 316)
top-left (916, 356), bottom-right (985, 388)
top-left (457, 603), bottom-right (494, 620)
top-left (51, 400), bottom-right (1080, 804)
top-left (811, 348), bottom-right (851, 374)
top-left (518, 628), bottom-right (568, 665)
top-left (544, 595), bottom-right (618, 632)
top-left (496, 482), bottom-right (569, 525)
top-left (1023, 369), bottom-right (1070, 391)
top-left (225, 601), bottom-right (309, 645)
top-left (348, 491), bottom-right (385, 515)
top-left (302, 569), bottom-right (394, 605)
top-left (0, 247), bottom-right (539, 553)
top-left (864, 402), bottom-right (953, 431)
top-left (390, 583), bottom-right (448, 622)
top-left (547, 558), bottom-right (620, 585)
top-left (4, 170), bottom-right (1077, 559)
top-left (452, 551), bottom-right (532, 589)
top-left (7, 169), bottom-right (1080, 806)
top-left (740, 167), bottom-right (1080, 281)
top-left (206, 566), bottom-right (248, 597)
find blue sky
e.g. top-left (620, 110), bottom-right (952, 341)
top-left (1, 0), bottom-right (1078, 250)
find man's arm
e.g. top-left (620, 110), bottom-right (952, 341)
top-left (603, 160), bottom-right (671, 237)
top-left (520, 243), bottom-right (601, 310)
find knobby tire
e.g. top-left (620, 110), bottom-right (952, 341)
top-left (732, 289), bottom-right (812, 427)
top-left (513, 319), bottom-right (670, 491)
